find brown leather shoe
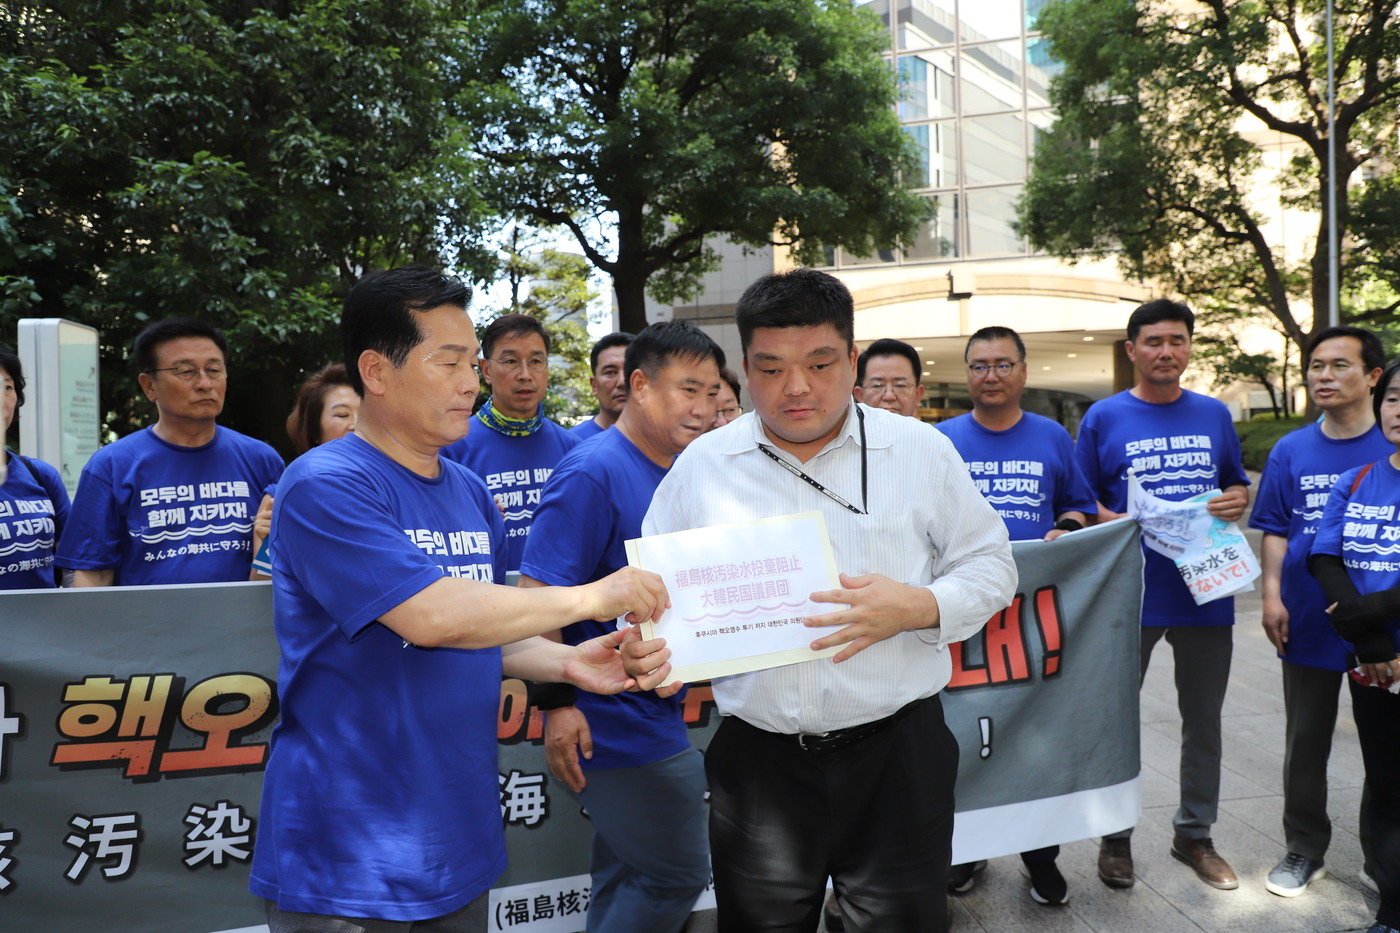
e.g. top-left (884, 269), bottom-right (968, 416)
top-left (1171, 835), bottom-right (1239, 889)
top-left (1098, 837), bottom-right (1135, 888)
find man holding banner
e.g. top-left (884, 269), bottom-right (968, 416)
top-left (936, 325), bottom-right (1098, 906)
top-left (1076, 299), bottom-right (1250, 891)
top-left (250, 266), bottom-right (672, 932)
top-left (635, 268), bottom-right (1016, 932)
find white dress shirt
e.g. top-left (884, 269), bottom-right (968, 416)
top-left (643, 400), bottom-right (1017, 734)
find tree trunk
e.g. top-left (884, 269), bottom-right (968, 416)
top-left (612, 271), bottom-right (649, 335)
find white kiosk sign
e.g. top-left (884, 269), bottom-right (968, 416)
top-left (18, 318), bottom-right (100, 496)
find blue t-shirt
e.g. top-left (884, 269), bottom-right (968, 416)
top-left (1249, 423), bottom-right (1392, 669)
top-left (1076, 389), bottom-right (1250, 626)
top-left (442, 415), bottom-right (577, 572)
top-left (249, 433), bottom-right (508, 920)
top-left (936, 412), bottom-right (1098, 541)
top-left (0, 453), bottom-right (71, 589)
top-left (1311, 457), bottom-right (1400, 657)
top-left (571, 417), bottom-right (606, 442)
top-left (56, 426), bottom-right (283, 585)
top-left (518, 428), bottom-right (689, 770)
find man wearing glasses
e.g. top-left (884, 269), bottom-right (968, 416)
top-left (58, 317), bottom-right (284, 585)
top-left (443, 313), bottom-right (576, 572)
top-left (934, 325), bottom-right (1097, 906)
top-left (853, 338), bottom-right (924, 418)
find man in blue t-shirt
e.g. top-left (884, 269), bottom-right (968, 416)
top-left (853, 338), bottom-right (925, 417)
top-left (1076, 299), bottom-right (1250, 892)
top-left (1249, 325), bottom-right (1389, 897)
top-left (252, 265), bottom-right (672, 931)
top-left (572, 331), bottom-right (633, 441)
top-left (519, 320), bottom-right (724, 933)
top-left (937, 326), bottom-right (1098, 906)
top-left (56, 318), bottom-right (284, 586)
top-left (442, 314), bottom-right (577, 571)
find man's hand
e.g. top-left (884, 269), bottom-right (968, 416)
top-left (1206, 487), bottom-right (1249, 523)
top-left (561, 629), bottom-right (637, 695)
top-left (1261, 597), bottom-right (1289, 654)
top-left (1359, 655), bottom-right (1399, 689)
top-left (619, 625), bottom-right (682, 697)
top-left (581, 567), bottom-right (669, 625)
top-left (805, 573), bottom-right (938, 663)
top-left (1044, 528), bottom-right (1068, 542)
top-left (544, 707), bottom-right (592, 793)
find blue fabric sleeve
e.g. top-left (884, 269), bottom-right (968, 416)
top-left (1073, 415), bottom-right (1105, 504)
top-left (36, 459), bottom-right (72, 542)
top-left (275, 471), bottom-right (450, 642)
top-left (518, 469), bottom-right (611, 588)
top-left (55, 465), bottom-right (124, 570)
top-left (1054, 431), bottom-right (1098, 517)
top-left (1215, 406), bottom-right (1250, 489)
top-left (1248, 444), bottom-right (1291, 536)
top-left (1310, 468), bottom-right (1359, 558)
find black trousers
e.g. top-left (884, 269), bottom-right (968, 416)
top-left (705, 695), bottom-right (958, 932)
top-left (1350, 677), bottom-right (1400, 928)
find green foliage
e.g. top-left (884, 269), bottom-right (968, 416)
top-left (1236, 415), bottom-right (1307, 471)
top-left (1022, 0), bottom-right (1400, 363)
top-left (0, 1), bottom-right (491, 450)
top-left (456, 0), bottom-right (932, 332)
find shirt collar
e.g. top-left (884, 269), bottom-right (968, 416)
top-left (720, 399), bottom-right (895, 457)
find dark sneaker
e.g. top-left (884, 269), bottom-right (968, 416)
top-left (1171, 835), bottom-right (1239, 890)
top-left (1098, 837), bottom-right (1135, 888)
top-left (1264, 852), bottom-right (1325, 897)
top-left (948, 860), bottom-right (986, 895)
top-left (1365, 925), bottom-right (1400, 933)
top-left (1027, 859), bottom-right (1069, 906)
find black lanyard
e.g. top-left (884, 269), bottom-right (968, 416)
top-left (756, 405), bottom-right (868, 515)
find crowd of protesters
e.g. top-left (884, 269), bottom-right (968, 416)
top-left (1, 265), bottom-right (1396, 933)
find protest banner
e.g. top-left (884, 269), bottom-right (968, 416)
top-left (1128, 470), bottom-right (1261, 604)
top-left (0, 519), bottom-right (1143, 931)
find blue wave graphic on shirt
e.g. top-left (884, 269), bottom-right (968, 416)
top-left (985, 495), bottom-right (1044, 506)
top-left (0, 537), bottom-right (53, 557)
top-left (1345, 542), bottom-right (1400, 555)
top-left (502, 509), bottom-right (534, 521)
top-left (1298, 509), bottom-right (1323, 521)
top-left (681, 599), bottom-right (810, 625)
top-left (1135, 468), bottom-right (1216, 483)
top-left (136, 521), bottom-right (254, 544)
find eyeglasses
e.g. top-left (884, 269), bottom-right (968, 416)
top-left (717, 406), bottom-right (743, 418)
top-left (967, 362), bottom-right (1020, 376)
top-left (491, 356), bottom-right (548, 374)
top-left (148, 365), bottom-right (227, 383)
top-left (864, 379), bottom-right (918, 394)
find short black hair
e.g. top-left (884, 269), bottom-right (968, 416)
top-left (0, 348), bottom-right (25, 410)
top-left (341, 265), bottom-right (472, 395)
top-left (481, 313), bottom-right (550, 359)
top-left (1126, 299), bottom-right (1194, 342)
top-left (735, 268), bottom-right (854, 354)
top-left (964, 326), bottom-right (1027, 362)
top-left (858, 338), bottom-right (921, 384)
top-left (719, 366), bottom-right (742, 404)
top-left (590, 332), bottom-right (634, 373)
top-left (1306, 325), bottom-right (1386, 373)
top-left (1374, 357), bottom-right (1400, 424)
top-left (132, 317), bottom-right (229, 375)
top-left (625, 321), bottom-right (725, 383)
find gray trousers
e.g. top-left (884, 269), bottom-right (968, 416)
top-left (1108, 625), bottom-right (1233, 841)
top-left (1282, 660), bottom-right (1375, 862)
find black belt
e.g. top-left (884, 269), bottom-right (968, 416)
top-left (754, 697), bottom-right (928, 755)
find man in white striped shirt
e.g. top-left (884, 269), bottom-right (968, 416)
top-left (634, 269), bottom-right (1017, 932)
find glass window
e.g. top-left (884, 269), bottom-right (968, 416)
top-left (962, 113), bottom-right (1026, 186)
top-left (903, 193), bottom-right (960, 260)
top-left (841, 247), bottom-right (899, 267)
top-left (1025, 36), bottom-right (1062, 102)
top-left (966, 185), bottom-right (1025, 256)
top-left (903, 122), bottom-right (957, 188)
top-left (898, 51), bottom-right (956, 120)
top-left (895, 0), bottom-right (956, 48)
top-left (1027, 109), bottom-right (1054, 160)
top-left (960, 42), bottom-right (1024, 114)
top-left (959, 0), bottom-right (1021, 42)
top-left (860, 0), bottom-right (893, 28)
top-left (1025, 0), bottom-right (1050, 30)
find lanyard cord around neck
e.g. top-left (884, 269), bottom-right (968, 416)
top-left (756, 405), bottom-right (868, 515)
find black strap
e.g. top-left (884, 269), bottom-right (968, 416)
top-left (756, 405), bottom-right (868, 515)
